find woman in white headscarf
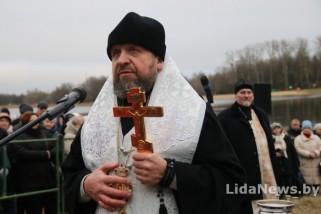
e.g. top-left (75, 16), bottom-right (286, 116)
top-left (271, 122), bottom-right (300, 194)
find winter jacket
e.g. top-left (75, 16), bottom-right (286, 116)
top-left (8, 127), bottom-right (57, 193)
top-left (218, 102), bottom-right (280, 200)
top-left (294, 132), bottom-right (321, 185)
top-left (273, 134), bottom-right (300, 176)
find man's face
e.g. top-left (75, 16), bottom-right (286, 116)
top-left (290, 120), bottom-right (300, 131)
top-left (37, 108), bottom-right (47, 116)
top-left (235, 89), bottom-right (254, 107)
top-left (110, 44), bottom-right (164, 98)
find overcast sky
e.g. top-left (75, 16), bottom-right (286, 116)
top-left (1, 0), bottom-right (320, 95)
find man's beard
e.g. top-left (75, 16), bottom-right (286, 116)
top-left (241, 100), bottom-right (252, 107)
top-left (113, 72), bottom-right (157, 98)
top-left (237, 99), bottom-right (253, 107)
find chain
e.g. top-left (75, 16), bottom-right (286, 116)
top-left (238, 106), bottom-right (248, 120)
top-left (116, 119), bottom-right (135, 168)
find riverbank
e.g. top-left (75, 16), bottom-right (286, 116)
top-left (1, 88), bottom-right (320, 110)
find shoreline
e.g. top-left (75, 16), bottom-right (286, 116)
top-left (1, 88), bottom-right (318, 109)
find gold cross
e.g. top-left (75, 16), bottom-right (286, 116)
top-left (113, 87), bottom-right (163, 153)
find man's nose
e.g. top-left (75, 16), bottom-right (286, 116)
top-left (117, 51), bottom-right (131, 64)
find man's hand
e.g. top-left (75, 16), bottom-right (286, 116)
top-left (83, 162), bottom-right (132, 211)
top-left (132, 152), bottom-right (167, 185)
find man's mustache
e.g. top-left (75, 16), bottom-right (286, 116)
top-left (117, 65), bottom-right (136, 75)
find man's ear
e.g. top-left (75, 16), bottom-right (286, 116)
top-left (156, 57), bottom-right (164, 73)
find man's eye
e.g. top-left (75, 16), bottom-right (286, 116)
top-left (111, 50), bottom-right (120, 59)
top-left (129, 47), bottom-right (139, 53)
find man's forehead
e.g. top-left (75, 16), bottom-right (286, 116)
top-left (111, 43), bottom-right (145, 50)
top-left (237, 89), bottom-right (253, 93)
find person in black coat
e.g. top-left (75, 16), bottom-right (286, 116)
top-left (271, 122), bottom-right (300, 194)
top-left (61, 12), bottom-right (246, 214)
top-left (0, 112), bottom-right (17, 214)
top-left (8, 112), bottom-right (57, 214)
top-left (218, 79), bottom-right (280, 214)
top-left (287, 118), bottom-right (301, 142)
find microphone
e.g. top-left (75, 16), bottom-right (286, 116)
top-left (46, 88), bottom-right (87, 119)
top-left (200, 76), bottom-right (213, 103)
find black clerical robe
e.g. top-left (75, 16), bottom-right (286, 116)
top-left (61, 104), bottom-right (246, 214)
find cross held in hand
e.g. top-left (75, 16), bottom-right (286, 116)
top-left (113, 87), bottom-right (163, 153)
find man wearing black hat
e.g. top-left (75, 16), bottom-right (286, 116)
top-left (36, 101), bottom-right (48, 116)
top-left (62, 12), bottom-right (245, 214)
top-left (218, 79), bottom-right (280, 213)
top-left (11, 103), bottom-right (34, 129)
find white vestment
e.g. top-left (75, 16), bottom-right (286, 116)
top-left (81, 55), bottom-right (206, 214)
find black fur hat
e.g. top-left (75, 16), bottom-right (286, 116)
top-left (107, 12), bottom-right (166, 61)
top-left (234, 79), bottom-right (254, 94)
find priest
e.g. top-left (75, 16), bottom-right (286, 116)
top-left (62, 12), bottom-right (246, 214)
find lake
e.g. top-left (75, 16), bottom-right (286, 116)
top-left (7, 94), bottom-right (321, 129)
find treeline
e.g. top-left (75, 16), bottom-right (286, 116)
top-left (0, 76), bottom-right (107, 106)
top-left (1, 36), bottom-right (321, 106)
top-left (189, 36), bottom-right (321, 95)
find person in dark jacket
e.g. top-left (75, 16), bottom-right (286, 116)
top-left (271, 122), bottom-right (300, 194)
top-left (8, 112), bottom-right (57, 214)
top-left (11, 103), bottom-right (34, 129)
top-left (61, 12), bottom-right (246, 214)
top-left (287, 118), bottom-right (301, 142)
top-left (41, 118), bottom-right (60, 138)
top-left (0, 112), bottom-right (16, 214)
top-left (218, 79), bottom-right (280, 214)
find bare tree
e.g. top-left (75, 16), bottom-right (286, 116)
top-left (278, 40), bottom-right (294, 90)
top-left (252, 43), bottom-right (266, 82)
top-left (79, 76), bottom-right (107, 102)
top-left (236, 46), bottom-right (256, 80)
top-left (49, 83), bottom-right (74, 104)
top-left (188, 72), bottom-right (207, 96)
top-left (313, 35), bottom-right (321, 86)
top-left (24, 89), bottom-right (49, 105)
top-left (265, 40), bottom-right (279, 85)
top-left (295, 38), bottom-right (310, 88)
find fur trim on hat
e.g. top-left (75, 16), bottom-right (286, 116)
top-left (271, 122), bottom-right (282, 130)
top-left (0, 112), bottom-right (11, 124)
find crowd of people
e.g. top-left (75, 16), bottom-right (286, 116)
top-left (272, 118), bottom-right (321, 198)
top-left (0, 88), bottom-right (320, 214)
top-left (0, 102), bottom-right (84, 214)
top-left (218, 79), bottom-right (321, 213)
top-left (0, 11), bottom-right (320, 214)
